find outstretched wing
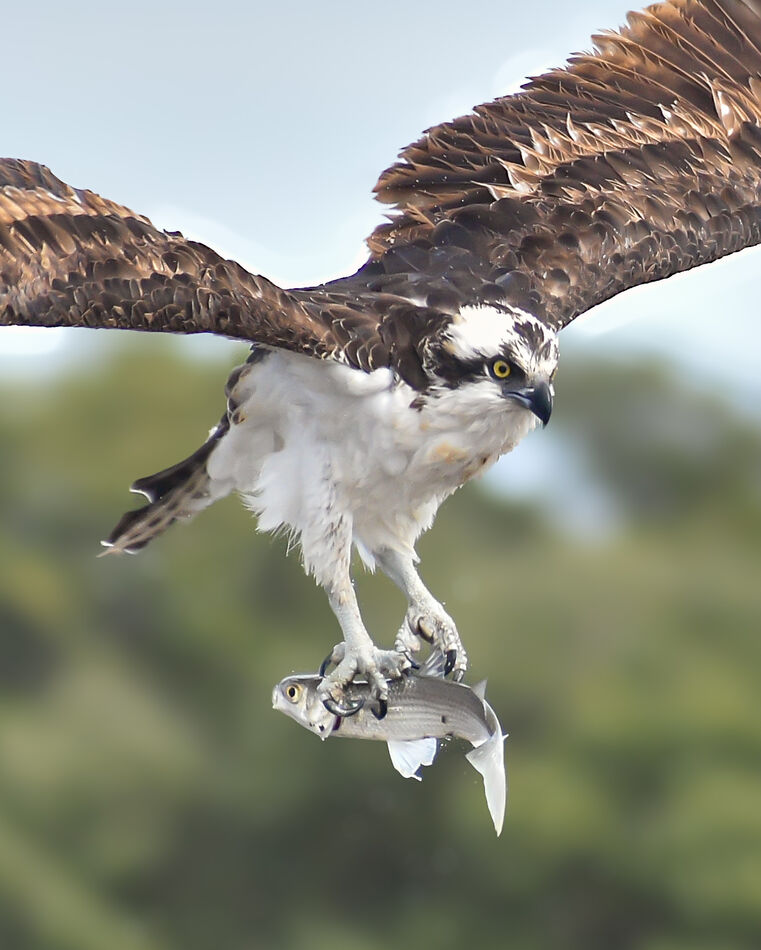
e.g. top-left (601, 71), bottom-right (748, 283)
top-left (0, 158), bottom-right (390, 368)
top-left (7, 1), bottom-right (761, 361)
top-left (364, 0), bottom-right (761, 330)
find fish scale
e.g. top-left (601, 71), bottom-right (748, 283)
top-left (332, 675), bottom-right (491, 746)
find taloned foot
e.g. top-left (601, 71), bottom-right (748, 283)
top-left (317, 641), bottom-right (412, 718)
top-left (395, 607), bottom-right (468, 681)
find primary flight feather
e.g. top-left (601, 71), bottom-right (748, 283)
top-left (2, 0), bottom-right (761, 709)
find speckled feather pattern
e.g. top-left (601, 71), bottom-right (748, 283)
top-left (3, 2), bottom-right (761, 366)
top-left (369, 0), bottom-right (761, 328)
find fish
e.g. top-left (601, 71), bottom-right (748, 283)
top-left (272, 652), bottom-right (507, 835)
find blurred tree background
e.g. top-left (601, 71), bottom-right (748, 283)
top-left (0, 336), bottom-right (759, 950)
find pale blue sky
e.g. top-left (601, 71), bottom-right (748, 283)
top-left (2, 0), bottom-right (760, 515)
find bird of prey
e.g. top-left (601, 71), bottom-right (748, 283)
top-left (2, 0), bottom-right (761, 713)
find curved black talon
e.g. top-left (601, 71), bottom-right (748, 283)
top-left (401, 650), bottom-right (420, 672)
top-left (319, 652), bottom-right (336, 678)
top-left (322, 695), bottom-right (364, 718)
top-left (371, 697), bottom-right (388, 720)
top-left (444, 649), bottom-right (457, 677)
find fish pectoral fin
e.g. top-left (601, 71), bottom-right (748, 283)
top-left (387, 737), bottom-right (439, 780)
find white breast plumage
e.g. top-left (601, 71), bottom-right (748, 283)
top-left (207, 351), bottom-right (537, 574)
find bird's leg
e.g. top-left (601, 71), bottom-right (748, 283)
top-left (375, 547), bottom-right (468, 680)
top-left (317, 576), bottom-right (411, 709)
top-left (301, 468), bottom-right (410, 709)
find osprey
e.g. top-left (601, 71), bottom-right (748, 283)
top-left (2, 0), bottom-right (761, 712)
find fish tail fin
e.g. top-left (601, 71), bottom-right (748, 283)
top-left (465, 702), bottom-right (507, 835)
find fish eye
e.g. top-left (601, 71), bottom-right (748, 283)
top-left (490, 359), bottom-right (511, 380)
top-left (285, 683), bottom-right (302, 703)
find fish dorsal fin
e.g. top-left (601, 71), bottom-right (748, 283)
top-left (472, 679), bottom-right (488, 701)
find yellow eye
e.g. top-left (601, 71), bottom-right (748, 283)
top-left (285, 684), bottom-right (302, 703)
top-left (491, 359), bottom-right (511, 380)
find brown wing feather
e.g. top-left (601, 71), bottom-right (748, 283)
top-left (0, 158), bottom-right (362, 362)
top-left (7, 1), bottom-right (761, 367)
top-left (367, 0), bottom-right (761, 329)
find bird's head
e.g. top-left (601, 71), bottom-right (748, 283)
top-left (428, 305), bottom-right (558, 426)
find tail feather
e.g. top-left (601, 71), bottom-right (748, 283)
top-left (100, 414), bottom-right (230, 555)
top-left (465, 701), bottom-right (507, 836)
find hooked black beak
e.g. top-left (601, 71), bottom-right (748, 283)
top-left (506, 380), bottom-right (553, 426)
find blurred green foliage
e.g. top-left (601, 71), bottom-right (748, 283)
top-left (0, 337), bottom-right (759, 949)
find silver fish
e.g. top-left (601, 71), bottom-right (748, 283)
top-left (272, 654), bottom-right (507, 835)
